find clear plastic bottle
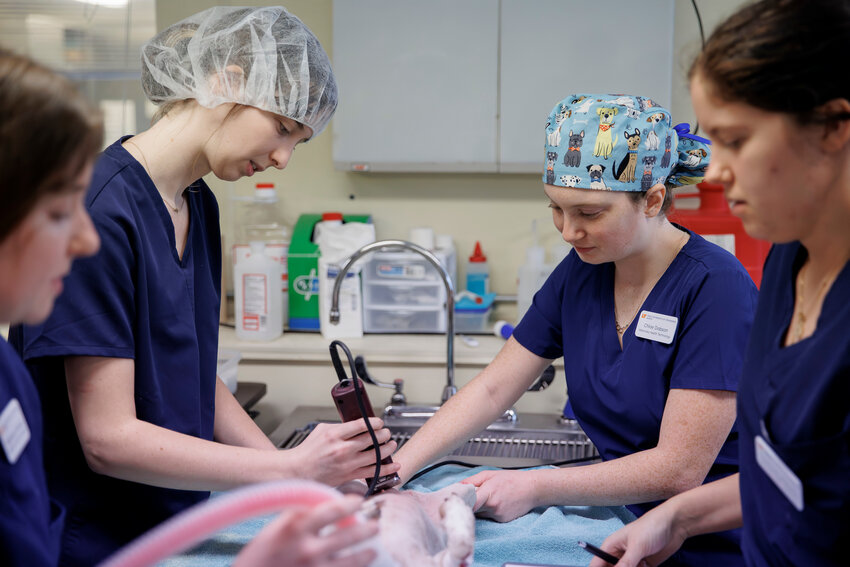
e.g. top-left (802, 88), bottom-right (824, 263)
top-left (234, 183), bottom-right (290, 326)
top-left (435, 234), bottom-right (457, 289)
top-left (238, 183), bottom-right (291, 245)
top-left (517, 220), bottom-right (553, 322)
top-left (234, 241), bottom-right (284, 341)
top-left (466, 241), bottom-right (490, 296)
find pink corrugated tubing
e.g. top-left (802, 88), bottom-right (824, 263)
top-left (100, 480), bottom-right (355, 567)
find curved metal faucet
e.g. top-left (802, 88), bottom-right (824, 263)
top-left (329, 240), bottom-right (456, 403)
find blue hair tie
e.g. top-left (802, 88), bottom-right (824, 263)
top-left (674, 123), bottom-right (712, 145)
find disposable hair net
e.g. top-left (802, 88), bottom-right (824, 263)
top-left (141, 6), bottom-right (337, 136)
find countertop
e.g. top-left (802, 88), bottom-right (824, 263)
top-left (217, 325), bottom-right (563, 368)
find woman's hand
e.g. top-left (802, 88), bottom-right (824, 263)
top-left (233, 494), bottom-right (378, 567)
top-left (288, 418), bottom-right (399, 487)
top-left (461, 469), bottom-right (537, 522)
top-left (588, 503), bottom-right (685, 567)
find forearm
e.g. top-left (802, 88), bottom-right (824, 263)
top-left (213, 376), bottom-right (276, 450)
top-left (395, 378), bottom-right (507, 483)
top-left (395, 338), bottom-right (550, 483)
top-left (669, 473), bottom-right (742, 536)
top-left (530, 445), bottom-right (717, 508)
top-left (82, 418), bottom-right (301, 491)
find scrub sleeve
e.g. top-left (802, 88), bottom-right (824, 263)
top-left (10, 137), bottom-right (222, 567)
top-left (514, 227), bottom-right (757, 567)
top-left (0, 338), bottom-right (63, 567)
top-left (738, 243), bottom-right (850, 566)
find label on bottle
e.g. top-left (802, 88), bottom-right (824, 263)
top-left (241, 273), bottom-right (268, 331)
top-left (467, 273), bottom-right (489, 295)
top-left (376, 263), bottom-right (426, 279)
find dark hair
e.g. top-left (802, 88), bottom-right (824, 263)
top-left (0, 49), bottom-right (103, 241)
top-left (690, 0), bottom-right (850, 124)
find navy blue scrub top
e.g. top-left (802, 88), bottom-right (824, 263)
top-left (10, 137), bottom-right (222, 567)
top-left (514, 227), bottom-right (757, 567)
top-left (0, 337), bottom-right (63, 567)
top-left (738, 242), bottom-right (850, 566)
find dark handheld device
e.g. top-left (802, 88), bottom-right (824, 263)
top-left (329, 340), bottom-right (400, 494)
top-left (578, 540), bottom-right (619, 565)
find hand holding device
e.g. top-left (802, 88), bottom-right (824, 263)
top-left (330, 340), bottom-right (401, 494)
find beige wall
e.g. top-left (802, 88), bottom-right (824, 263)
top-left (157, 0), bottom-right (747, 322)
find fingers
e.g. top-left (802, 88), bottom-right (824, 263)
top-left (350, 457), bottom-right (401, 482)
top-left (473, 482), bottom-right (490, 512)
top-left (325, 548), bottom-right (377, 567)
top-left (299, 494), bottom-right (364, 533)
top-left (349, 440), bottom-right (398, 469)
top-left (333, 417), bottom-right (386, 437)
top-left (588, 550), bottom-right (625, 567)
top-left (296, 498), bottom-right (380, 565)
top-left (461, 470), bottom-right (496, 487)
top-left (235, 498), bottom-right (378, 567)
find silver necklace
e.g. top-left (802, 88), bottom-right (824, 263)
top-left (615, 231), bottom-right (688, 335)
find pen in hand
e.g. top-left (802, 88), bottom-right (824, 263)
top-left (578, 540), bottom-right (619, 565)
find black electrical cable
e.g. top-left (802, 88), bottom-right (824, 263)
top-left (329, 340), bottom-right (382, 496)
top-left (691, 0), bottom-right (705, 50)
top-left (691, 0), bottom-right (706, 135)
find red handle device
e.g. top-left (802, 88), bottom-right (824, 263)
top-left (331, 377), bottom-right (400, 492)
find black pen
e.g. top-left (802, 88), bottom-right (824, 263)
top-left (578, 540), bottom-right (620, 565)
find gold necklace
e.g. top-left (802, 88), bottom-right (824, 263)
top-left (789, 261), bottom-right (841, 343)
top-left (124, 139), bottom-right (183, 214)
top-left (615, 231), bottom-right (688, 335)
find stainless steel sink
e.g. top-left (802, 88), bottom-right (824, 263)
top-left (271, 406), bottom-right (599, 469)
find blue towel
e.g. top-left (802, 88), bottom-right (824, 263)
top-left (407, 465), bottom-right (635, 567)
top-left (156, 465), bottom-right (634, 567)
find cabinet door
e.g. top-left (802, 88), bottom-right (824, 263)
top-left (498, 0), bottom-right (675, 172)
top-left (332, 0), bottom-right (499, 172)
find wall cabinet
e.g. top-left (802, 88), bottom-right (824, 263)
top-left (332, 0), bottom-right (674, 173)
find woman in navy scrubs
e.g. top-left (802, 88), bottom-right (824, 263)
top-left (0, 47), bottom-right (379, 567)
top-left (395, 94), bottom-right (758, 566)
top-left (0, 48), bottom-right (102, 567)
top-left (9, 7), bottom-right (397, 566)
top-left (591, 1), bottom-right (850, 566)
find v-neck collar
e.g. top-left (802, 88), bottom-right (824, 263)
top-left (603, 228), bottom-right (692, 352)
top-left (114, 136), bottom-right (194, 268)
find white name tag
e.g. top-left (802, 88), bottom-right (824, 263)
top-left (633, 310), bottom-right (678, 344)
top-left (0, 398), bottom-right (31, 465)
top-left (755, 434), bottom-right (804, 512)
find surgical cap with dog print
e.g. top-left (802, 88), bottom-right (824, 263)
top-left (141, 6), bottom-right (337, 136)
top-left (543, 94), bottom-right (711, 191)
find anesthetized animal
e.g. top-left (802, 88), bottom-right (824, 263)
top-left (338, 482), bottom-right (476, 567)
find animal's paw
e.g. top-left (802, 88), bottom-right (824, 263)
top-left (439, 494), bottom-right (475, 566)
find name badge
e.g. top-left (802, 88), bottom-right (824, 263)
top-left (755, 434), bottom-right (804, 512)
top-left (634, 310), bottom-right (678, 344)
top-left (0, 398), bottom-right (31, 465)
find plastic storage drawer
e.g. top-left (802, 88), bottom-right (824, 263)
top-left (363, 306), bottom-right (446, 333)
top-left (363, 280), bottom-right (446, 307)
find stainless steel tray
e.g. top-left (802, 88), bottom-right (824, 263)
top-left (271, 406), bottom-right (599, 469)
